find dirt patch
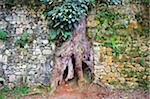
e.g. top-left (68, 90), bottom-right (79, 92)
top-left (21, 82), bottom-right (149, 99)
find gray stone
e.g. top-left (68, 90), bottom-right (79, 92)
top-left (0, 21), bottom-right (7, 29)
top-left (27, 28), bottom-right (33, 34)
top-left (50, 61), bottom-right (54, 67)
top-left (2, 65), bottom-right (7, 70)
top-left (7, 23), bottom-right (14, 30)
top-left (9, 75), bottom-right (16, 82)
top-left (5, 15), bottom-right (13, 21)
top-left (0, 55), bottom-right (7, 64)
top-left (22, 65), bottom-right (27, 68)
top-left (31, 64), bottom-right (37, 68)
top-left (33, 48), bottom-right (42, 55)
top-left (51, 43), bottom-right (56, 51)
top-left (28, 70), bottom-right (35, 75)
top-left (0, 7), bottom-right (54, 86)
top-left (16, 28), bottom-right (23, 35)
top-left (10, 20), bottom-right (16, 24)
top-left (15, 72), bottom-right (22, 75)
top-left (38, 74), bottom-right (50, 84)
top-left (42, 49), bottom-right (52, 55)
top-left (42, 40), bottom-right (49, 45)
top-left (31, 55), bottom-right (37, 60)
top-left (5, 50), bottom-right (11, 56)
top-left (0, 65), bottom-right (4, 77)
top-left (24, 44), bottom-right (29, 48)
top-left (0, 41), bottom-right (5, 49)
top-left (38, 55), bottom-right (46, 63)
top-left (33, 40), bottom-right (37, 44)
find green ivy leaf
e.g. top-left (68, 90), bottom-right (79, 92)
top-left (49, 30), bottom-right (57, 40)
top-left (53, 22), bottom-right (61, 28)
top-left (64, 31), bottom-right (71, 36)
top-left (21, 32), bottom-right (29, 41)
top-left (0, 30), bottom-right (8, 40)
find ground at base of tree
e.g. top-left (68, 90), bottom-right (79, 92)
top-left (9, 81), bottom-right (148, 99)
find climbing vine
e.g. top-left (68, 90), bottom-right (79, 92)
top-left (43, 0), bottom-right (89, 42)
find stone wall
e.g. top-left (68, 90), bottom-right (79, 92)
top-left (0, 6), bottom-right (55, 87)
top-left (89, 2), bottom-right (149, 90)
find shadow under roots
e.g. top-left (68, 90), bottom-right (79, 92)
top-left (63, 55), bottom-right (93, 85)
top-left (63, 55), bottom-right (78, 84)
top-left (82, 62), bottom-right (93, 83)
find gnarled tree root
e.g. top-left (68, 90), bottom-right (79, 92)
top-left (50, 17), bottom-right (94, 92)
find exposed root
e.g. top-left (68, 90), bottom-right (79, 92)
top-left (50, 17), bottom-right (94, 92)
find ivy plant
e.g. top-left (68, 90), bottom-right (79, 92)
top-left (44, 0), bottom-right (89, 42)
top-left (108, 0), bottom-right (122, 4)
top-left (15, 32), bottom-right (29, 48)
top-left (0, 30), bottom-right (8, 40)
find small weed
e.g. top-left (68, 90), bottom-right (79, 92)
top-left (11, 84), bottom-right (29, 94)
top-left (0, 30), bottom-right (8, 40)
top-left (137, 57), bottom-right (145, 66)
top-left (109, 80), bottom-right (119, 85)
top-left (0, 87), bottom-right (9, 95)
top-left (84, 71), bottom-right (93, 83)
top-left (47, 84), bottom-right (52, 92)
top-left (0, 84), bottom-right (29, 96)
top-left (103, 36), bottom-right (122, 57)
top-left (15, 32), bottom-right (29, 48)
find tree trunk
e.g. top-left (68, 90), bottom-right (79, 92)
top-left (50, 17), bottom-right (94, 91)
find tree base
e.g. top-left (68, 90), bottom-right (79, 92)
top-left (50, 17), bottom-right (94, 92)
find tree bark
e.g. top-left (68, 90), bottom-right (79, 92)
top-left (50, 17), bottom-right (94, 92)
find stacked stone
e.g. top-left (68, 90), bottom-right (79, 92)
top-left (93, 42), bottom-right (106, 83)
top-left (0, 6), bottom-right (55, 87)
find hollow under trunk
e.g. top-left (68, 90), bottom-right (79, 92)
top-left (50, 17), bottom-right (94, 91)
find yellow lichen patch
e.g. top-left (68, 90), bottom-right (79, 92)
top-left (140, 46), bottom-right (148, 52)
top-left (116, 63), bottom-right (124, 68)
top-left (118, 54), bottom-right (123, 60)
top-left (147, 76), bottom-right (150, 79)
top-left (107, 72), bottom-right (115, 77)
top-left (87, 15), bottom-right (100, 27)
top-left (118, 20), bottom-right (142, 34)
top-left (101, 76), bottom-right (112, 83)
top-left (127, 63), bottom-right (134, 68)
top-left (104, 66), bottom-right (111, 73)
top-left (128, 20), bottom-right (142, 31)
top-left (105, 56), bottom-right (113, 65)
top-left (118, 77), bottom-right (125, 83)
top-left (143, 75), bottom-right (147, 79)
top-left (106, 48), bottom-right (113, 56)
top-left (99, 46), bottom-right (106, 54)
top-left (138, 66), bottom-right (145, 72)
top-left (91, 2), bottom-right (149, 90)
top-left (126, 81), bottom-right (138, 88)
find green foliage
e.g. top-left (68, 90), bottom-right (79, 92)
top-left (108, 0), bottom-right (122, 4)
top-left (47, 84), bottom-right (52, 92)
top-left (3, 0), bottom-right (13, 5)
top-left (121, 67), bottom-right (149, 90)
top-left (45, 0), bottom-right (89, 42)
top-left (89, 3), bottom-right (128, 38)
top-left (90, 2), bottom-right (149, 90)
top-left (15, 32), bottom-right (29, 48)
top-left (0, 87), bottom-right (9, 95)
top-left (88, 0), bottom-right (123, 5)
top-left (0, 84), bottom-right (29, 96)
top-left (136, 70), bottom-right (149, 90)
top-left (11, 85), bottom-right (29, 94)
top-left (137, 57), bottom-right (145, 66)
top-left (103, 36), bottom-right (122, 57)
top-left (0, 30), bottom-right (8, 40)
